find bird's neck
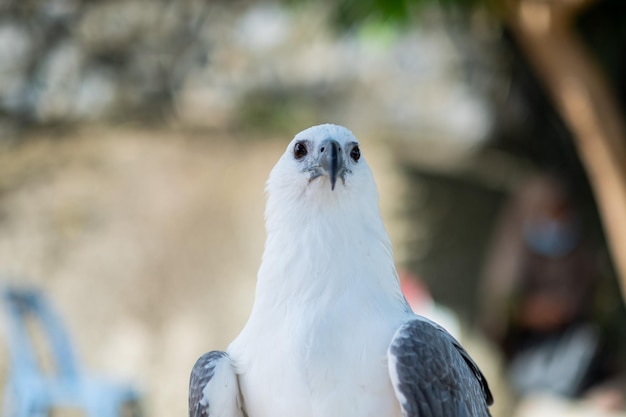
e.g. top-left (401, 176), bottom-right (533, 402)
top-left (254, 196), bottom-right (406, 311)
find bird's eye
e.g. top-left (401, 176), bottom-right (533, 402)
top-left (294, 142), bottom-right (308, 160)
top-left (350, 145), bottom-right (361, 162)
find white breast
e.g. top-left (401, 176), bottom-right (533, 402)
top-left (229, 290), bottom-right (409, 417)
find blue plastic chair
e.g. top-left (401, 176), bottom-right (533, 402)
top-left (1, 287), bottom-right (142, 417)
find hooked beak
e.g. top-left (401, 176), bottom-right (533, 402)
top-left (318, 139), bottom-right (344, 190)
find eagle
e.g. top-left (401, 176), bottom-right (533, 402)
top-left (189, 124), bottom-right (493, 417)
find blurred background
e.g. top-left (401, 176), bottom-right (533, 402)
top-left (0, 0), bottom-right (626, 416)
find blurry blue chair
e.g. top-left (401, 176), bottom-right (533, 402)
top-left (1, 287), bottom-right (142, 417)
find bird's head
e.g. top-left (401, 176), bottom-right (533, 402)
top-left (266, 124), bottom-right (377, 211)
top-left (260, 124), bottom-right (401, 306)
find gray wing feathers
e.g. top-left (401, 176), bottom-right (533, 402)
top-left (388, 318), bottom-right (492, 417)
top-left (189, 351), bottom-right (244, 417)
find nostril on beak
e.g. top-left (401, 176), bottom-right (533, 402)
top-left (320, 142), bottom-right (340, 154)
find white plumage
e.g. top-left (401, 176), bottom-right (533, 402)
top-left (189, 124), bottom-right (492, 417)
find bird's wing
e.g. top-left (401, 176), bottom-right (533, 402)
top-left (388, 318), bottom-right (493, 417)
top-left (189, 351), bottom-right (246, 417)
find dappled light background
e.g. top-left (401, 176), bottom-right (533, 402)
top-left (0, 1), bottom-right (625, 417)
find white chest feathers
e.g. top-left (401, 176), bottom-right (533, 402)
top-left (229, 289), bottom-right (409, 417)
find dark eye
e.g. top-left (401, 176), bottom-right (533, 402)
top-left (294, 141), bottom-right (308, 160)
top-left (350, 145), bottom-right (361, 162)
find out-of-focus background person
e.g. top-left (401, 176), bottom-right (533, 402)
top-left (480, 173), bottom-right (626, 412)
top-left (0, 1), bottom-right (625, 417)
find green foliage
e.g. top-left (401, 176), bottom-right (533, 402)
top-left (331, 0), bottom-right (415, 28)
top-left (285, 0), bottom-right (484, 29)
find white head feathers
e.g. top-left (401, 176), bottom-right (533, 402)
top-left (265, 124), bottom-right (380, 228)
top-left (258, 124), bottom-right (404, 307)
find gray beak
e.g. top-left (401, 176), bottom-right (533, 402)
top-left (318, 139), bottom-right (344, 190)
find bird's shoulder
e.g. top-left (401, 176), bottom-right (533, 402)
top-left (388, 317), bottom-right (493, 417)
top-left (189, 351), bottom-right (245, 417)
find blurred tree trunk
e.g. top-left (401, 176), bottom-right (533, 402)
top-left (503, 0), bottom-right (626, 301)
